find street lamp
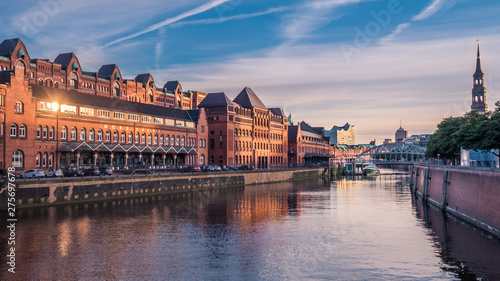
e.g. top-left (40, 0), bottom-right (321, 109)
top-left (437, 153), bottom-right (440, 165)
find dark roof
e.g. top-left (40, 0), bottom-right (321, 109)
top-left (31, 85), bottom-right (194, 121)
top-left (198, 92), bottom-right (235, 107)
top-left (135, 73), bottom-right (153, 86)
top-left (186, 109), bottom-right (200, 121)
top-left (54, 53), bottom-right (76, 70)
top-left (288, 125), bottom-right (298, 140)
top-left (82, 71), bottom-right (96, 77)
top-left (98, 64), bottom-right (118, 79)
top-left (269, 107), bottom-right (285, 117)
top-left (233, 87), bottom-right (266, 109)
top-left (300, 121), bottom-right (323, 135)
top-left (474, 44), bottom-right (484, 77)
top-left (0, 38), bottom-right (22, 57)
top-left (164, 81), bottom-right (180, 92)
top-left (329, 122), bottom-right (353, 132)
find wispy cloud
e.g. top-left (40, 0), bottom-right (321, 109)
top-left (413, 0), bottom-right (448, 21)
top-left (379, 23), bottom-right (410, 45)
top-left (170, 6), bottom-right (289, 28)
top-left (105, 0), bottom-right (231, 47)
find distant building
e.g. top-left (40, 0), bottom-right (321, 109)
top-left (288, 121), bottom-right (331, 165)
top-left (404, 134), bottom-right (431, 148)
top-left (324, 123), bottom-right (355, 145)
top-left (383, 139), bottom-right (393, 145)
top-left (395, 127), bottom-right (408, 143)
top-left (471, 42), bottom-right (488, 114)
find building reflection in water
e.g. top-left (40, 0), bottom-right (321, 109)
top-left (414, 196), bottom-right (500, 280)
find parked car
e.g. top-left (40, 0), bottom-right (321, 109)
top-left (45, 169), bottom-right (64, 178)
top-left (213, 165), bottom-right (222, 171)
top-left (192, 166), bottom-right (201, 172)
top-left (100, 166), bottom-right (113, 176)
top-left (63, 169), bottom-right (85, 177)
top-left (238, 165), bottom-right (254, 170)
top-left (19, 169), bottom-right (45, 179)
top-left (226, 166), bottom-right (238, 171)
top-left (202, 166), bottom-right (215, 172)
top-left (83, 168), bottom-right (101, 176)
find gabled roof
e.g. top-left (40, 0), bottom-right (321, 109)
top-left (233, 87), bottom-right (266, 109)
top-left (135, 73), bottom-right (153, 87)
top-left (164, 81), bottom-right (180, 92)
top-left (300, 121), bottom-right (323, 135)
top-left (98, 64), bottom-right (118, 79)
top-left (269, 107), bottom-right (285, 117)
top-left (31, 85), bottom-right (196, 121)
top-left (198, 92), bottom-right (235, 107)
top-left (54, 52), bottom-right (77, 70)
top-left (0, 38), bottom-right (22, 57)
top-left (329, 123), bottom-right (353, 132)
top-left (186, 109), bottom-right (200, 121)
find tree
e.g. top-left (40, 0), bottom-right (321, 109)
top-left (426, 116), bottom-right (466, 160)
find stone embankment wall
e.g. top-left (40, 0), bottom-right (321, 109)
top-left (0, 168), bottom-right (324, 209)
top-left (411, 165), bottom-right (500, 238)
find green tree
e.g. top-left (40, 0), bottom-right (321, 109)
top-left (426, 116), bottom-right (466, 160)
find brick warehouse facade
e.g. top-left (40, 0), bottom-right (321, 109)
top-left (0, 38), bottom-right (209, 171)
top-left (198, 87), bottom-right (289, 168)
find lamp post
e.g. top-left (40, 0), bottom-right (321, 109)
top-left (437, 153), bottom-right (440, 165)
top-left (52, 102), bottom-right (59, 169)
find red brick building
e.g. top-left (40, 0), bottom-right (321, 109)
top-left (198, 87), bottom-right (289, 168)
top-left (287, 121), bottom-right (332, 165)
top-left (0, 38), bottom-right (208, 172)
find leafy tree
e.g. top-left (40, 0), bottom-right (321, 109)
top-left (426, 116), bottom-right (466, 160)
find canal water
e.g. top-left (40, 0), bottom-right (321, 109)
top-left (1, 171), bottom-right (500, 280)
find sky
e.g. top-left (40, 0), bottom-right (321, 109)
top-left (1, 0), bottom-right (499, 144)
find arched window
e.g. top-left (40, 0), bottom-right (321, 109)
top-left (128, 132), bottom-right (133, 144)
top-left (89, 129), bottom-right (95, 141)
top-left (141, 133), bottom-right (146, 144)
top-left (70, 72), bottom-right (78, 89)
top-left (176, 136), bottom-right (180, 146)
top-left (49, 153), bottom-right (54, 167)
top-left (43, 152), bottom-right (48, 167)
top-left (121, 131), bottom-right (126, 143)
top-left (80, 128), bottom-right (86, 141)
top-left (166, 135), bottom-right (170, 146)
top-left (148, 134), bottom-right (152, 145)
top-left (54, 82), bottom-right (59, 88)
top-left (19, 124), bottom-right (26, 138)
top-left (36, 152), bottom-right (41, 167)
top-left (160, 135), bottom-right (164, 146)
top-left (43, 126), bottom-right (48, 139)
top-left (49, 126), bottom-right (54, 139)
top-left (14, 101), bottom-right (23, 113)
top-left (135, 132), bottom-right (140, 144)
top-left (12, 150), bottom-right (24, 168)
top-left (181, 136), bottom-right (185, 146)
top-left (113, 131), bottom-right (118, 143)
top-left (113, 81), bottom-right (120, 97)
top-left (106, 130), bottom-right (111, 142)
top-left (171, 135), bottom-right (175, 146)
top-left (37, 125), bottom-right (42, 139)
top-left (61, 126), bottom-right (67, 139)
top-left (70, 127), bottom-right (77, 140)
top-left (10, 124), bottom-right (17, 137)
top-left (38, 79), bottom-right (43, 85)
top-left (200, 154), bottom-right (205, 166)
top-left (154, 134), bottom-right (158, 145)
top-left (98, 129), bottom-right (103, 141)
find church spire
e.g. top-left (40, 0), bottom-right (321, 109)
top-left (471, 40), bottom-right (487, 114)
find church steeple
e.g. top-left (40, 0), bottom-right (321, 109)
top-left (471, 41), bottom-right (487, 114)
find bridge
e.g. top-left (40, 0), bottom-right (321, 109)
top-left (357, 142), bottom-right (426, 162)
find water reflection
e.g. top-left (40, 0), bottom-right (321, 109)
top-left (0, 175), bottom-right (499, 280)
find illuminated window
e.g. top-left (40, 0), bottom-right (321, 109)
top-left (113, 131), bottom-right (118, 143)
top-left (128, 132), bottom-right (133, 143)
top-left (89, 129), bottom-right (95, 141)
top-left (105, 130), bottom-right (111, 142)
top-left (148, 134), bottom-right (152, 145)
top-left (70, 127), bottom-right (77, 140)
top-left (141, 133), bottom-right (146, 144)
top-left (121, 131), bottom-right (125, 143)
top-left (80, 128), bottom-right (86, 141)
top-left (61, 126), bottom-right (67, 139)
top-left (14, 101), bottom-right (23, 113)
top-left (98, 130), bottom-right (103, 142)
top-left (135, 132), bottom-right (139, 144)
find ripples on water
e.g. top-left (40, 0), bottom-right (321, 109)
top-left (1, 171), bottom-right (499, 280)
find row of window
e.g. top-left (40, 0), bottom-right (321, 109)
top-left (234, 128), bottom-right (284, 140)
top-left (36, 152), bottom-right (54, 168)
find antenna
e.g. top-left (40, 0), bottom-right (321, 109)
top-left (400, 119), bottom-right (402, 128)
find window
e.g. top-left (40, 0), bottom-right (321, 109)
top-left (186, 122), bottom-right (195, 128)
top-left (113, 112), bottom-right (126, 120)
top-left (79, 107), bottom-right (94, 116)
top-left (89, 129), bottom-right (95, 141)
top-left (36, 152), bottom-right (41, 167)
top-left (200, 154), bottom-right (205, 166)
top-left (154, 118), bottom-right (163, 124)
top-left (165, 119), bottom-right (175, 126)
top-left (176, 136), bottom-right (180, 146)
top-left (98, 130), bottom-right (103, 142)
top-left (61, 126), bottom-right (67, 139)
top-left (181, 136), bottom-right (185, 146)
top-left (43, 153), bottom-right (47, 167)
top-left (171, 135), bottom-right (175, 146)
top-left (121, 131), bottom-right (125, 143)
top-left (160, 135), bottom-right (164, 146)
top-left (49, 153), bottom-right (54, 167)
top-left (49, 126), bottom-right (54, 139)
top-left (141, 133), bottom-right (146, 144)
top-left (97, 110), bottom-right (111, 118)
top-left (154, 134), bottom-right (158, 145)
top-left (201, 126), bottom-right (205, 132)
top-left (37, 125), bottom-right (42, 139)
top-left (80, 128), bottom-right (86, 141)
top-left (128, 114), bottom-right (140, 122)
top-left (0, 95), bottom-right (4, 106)
top-left (135, 132), bottom-right (140, 144)
top-left (10, 124), bottom-right (17, 137)
top-left (113, 131), bottom-right (118, 143)
top-left (148, 134), bottom-right (152, 145)
top-left (128, 132), bottom-right (133, 144)
top-left (19, 124), bottom-right (26, 138)
top-left (200, 139), bottom-right (203, 147)
top-left (166, 135), bottom-right (170, 146)
top-left (106, 130), bottom-right (111, 142)
top-left (61, 104), bottom-right (77, 114)
top-left (142, 116), bottom-right (152, 123)
top-left (14, 101), bottom-right (23, 113)
top-left (12, 150), bottom-right (24, 168)
top-left (43, 126), bottom-right (48, 139)
top-left (70, 127), bottom-right (77, 140)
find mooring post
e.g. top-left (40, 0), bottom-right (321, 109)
top-left (441, 170), bottom-right (449, 210)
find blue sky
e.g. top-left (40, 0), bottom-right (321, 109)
top-left (1, 0), bottom-right (500, 143)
